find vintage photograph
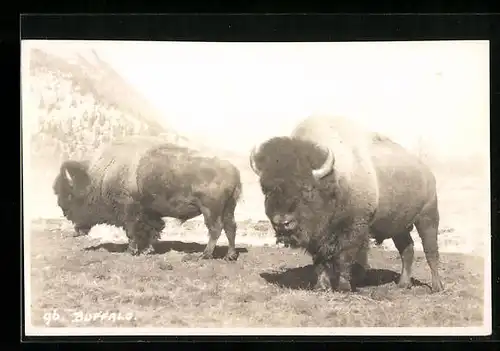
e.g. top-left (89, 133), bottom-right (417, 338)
top-left (22, 40), bottom-right (491, 336)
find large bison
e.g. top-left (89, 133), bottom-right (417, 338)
top-left (53, 135), bottom-right (242, 260)
top-left (250, 115), bottom-right (444, 293)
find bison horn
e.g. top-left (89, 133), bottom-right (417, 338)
top-left (312, 147), bottom-right (334, 180)
top-left (249, 145), bottom-right (262, 177)
top-left (63, 168), bottom-right (74, 187)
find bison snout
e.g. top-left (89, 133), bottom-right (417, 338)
top-left (271, 214), bottom-right (297, 231)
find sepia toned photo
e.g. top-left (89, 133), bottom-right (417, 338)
top-left (22, 39), bottom-right (491, 336)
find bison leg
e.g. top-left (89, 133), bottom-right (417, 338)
top-left (392, 231), bottom-right (414, 289)
top-left (124, 225), bottom-right (140, 256)
top-left (313, 261), bottom-right (335, 291)
top-left (222, 196), bottom-right (238, 261)
top-left (139, 225), bottom-right (161, 255)
top-left (332, 224), bottom-right (372, 292)
top-left (124, 203), bottom-right (140, 256)
top-left (314, 256), bottom-right (353, 292)
top-left (133, 216), bottom-right (163, 255)
top-left (414, 206), bottom-right (444, 292)
top-left (200, 207), bottom-right (224, 260)
top-left (351, 243), bottom-right (370, 286)
top-left (141, 212), bottom-right (165, 255)
top-left (334, 252), bottom-right (356, 292)
top-left (355, 244), bottom-right (370, 271)
top-left (125, 221), bottom-right (150, 256)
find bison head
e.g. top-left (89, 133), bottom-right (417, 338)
top-left (52, 160), bottom-right (94, 236)
top-left (249, 137), bottom-right (337, 248)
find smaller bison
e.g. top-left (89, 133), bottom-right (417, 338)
top-left (53, 136), bottom-right (242, 260)
top-left (250, 115), bottom-right (444, 293)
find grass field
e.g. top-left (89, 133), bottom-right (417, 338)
top-left (28, 216), bottom-right (485, 329)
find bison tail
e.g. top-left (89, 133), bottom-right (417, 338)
top-left (232, 179), bottom-right (243, 204)
top-left (220, 178), bottom-right (242, 222)
top-left (229, 168), bottom-right (243, 204)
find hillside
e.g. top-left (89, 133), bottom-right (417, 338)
top-left (26, 47), bottom-right (193, 166)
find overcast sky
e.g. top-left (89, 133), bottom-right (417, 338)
top-left (23, 40), bottom-right (489, 158)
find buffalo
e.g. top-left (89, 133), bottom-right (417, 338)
top-left (250, 115), bottom-right (444, 293)
top-left (53, 135), bottom-right (242, 260)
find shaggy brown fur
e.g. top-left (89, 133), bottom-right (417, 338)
top-left (250, 115), bottom-right (444, 293)
top-left (53, 136), bottom-right (242, 260)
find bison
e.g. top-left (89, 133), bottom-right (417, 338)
top-left (53, 135), bottom-right (242, 260)
top-left (250, 115), bottom-right (444, 293)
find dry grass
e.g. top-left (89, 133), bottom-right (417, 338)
top-left (28, 218), bottom-right (485, 329)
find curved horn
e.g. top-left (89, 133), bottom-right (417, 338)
top-left (249, 144), bottom-right (262, 177)
top-left (63, 167), bottom-right (74, 187)
top-left (312, 147), bottom-right (334, 180)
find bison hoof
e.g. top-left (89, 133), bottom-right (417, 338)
top-left (337, 278), bottom-right (352, 293)
top-left (313, 277), bottom-right (333, 292)
top-left (314, 282), bottom-right (332, 292)
top-left (223, 252), bottom-right (238, 262)
top-left (128, 248), bottom-right (140, 256)
top-left (181, 253), bottom-right (199, 262)
top-left (397, 279), bottom-right (412, 289)
top-left (397, 274), bottom-right (412, 289)
top-left (431, 280), bottom-right (444, 293)
top-left (127, 244), bottom-right (140, 256)
top-left (142, 246), bottom-right (156, 255)
top-left (200, 252), bottom-right (214, 260)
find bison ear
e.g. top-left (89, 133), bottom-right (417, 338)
top-left (60, 160), bottom-right (91, 192)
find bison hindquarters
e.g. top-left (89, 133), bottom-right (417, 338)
top-left (199, 195), bottom-right (239, 261)
top-left (392, 198), bottom-right (444, 293)
top-left (414, 209), bottom-right (445, 293)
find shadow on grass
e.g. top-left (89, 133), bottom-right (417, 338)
top-left (260, 265), bottom-right (430, 291)
top-left (84, 240), bottom-right (248, 259)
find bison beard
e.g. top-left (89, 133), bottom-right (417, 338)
top-left (123, 203), bottom-right (165, 255)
